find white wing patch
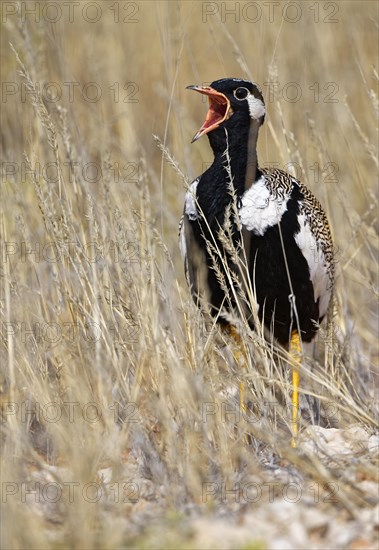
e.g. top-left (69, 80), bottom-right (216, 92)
top-left (294, 213), bottom-right (331, 317)
top-left (179, 217), bottom-right (186, 262)
top-left (184, 178), bottom-right (199, 220)
top-left (239, 176), bottom-right (289, 235)
top-left (247, 95), bottom-right (265, 120)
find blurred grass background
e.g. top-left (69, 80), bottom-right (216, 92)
top-left (1, 1), bottom-right (378, 548)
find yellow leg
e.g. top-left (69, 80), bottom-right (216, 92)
top-left (290, 330), bottom-right (301, 448)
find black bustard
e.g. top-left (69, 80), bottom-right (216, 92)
top-left (179, 78), bottom-right (334, 446)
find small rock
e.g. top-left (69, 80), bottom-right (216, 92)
top-left (368, 435), bottom-right (379, 454)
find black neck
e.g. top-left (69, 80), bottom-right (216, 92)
top-left (207, 114), bottom-right (262, 196)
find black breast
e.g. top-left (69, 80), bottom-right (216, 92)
top-left (187, 172), bottom-right (320, 346)
top-left (247, 186), bottom-right (319, 344)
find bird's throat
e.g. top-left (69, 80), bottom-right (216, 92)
top-left (244, 119), bottom-right (261, 191)
top-left (207, 117), bottom-right (261, 196)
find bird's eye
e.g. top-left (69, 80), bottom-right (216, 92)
top-left (234, 87), bottom-right (249, 100)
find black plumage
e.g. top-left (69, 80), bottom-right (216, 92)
top-left (180, 78), bottom-right (334, 348)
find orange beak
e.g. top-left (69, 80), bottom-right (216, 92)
top-left (187, 85), bottom-right (233, 142)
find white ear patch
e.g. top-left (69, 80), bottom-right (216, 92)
top-left (247, 95), bottom-right (265, 120)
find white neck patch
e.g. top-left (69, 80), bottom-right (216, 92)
top-left (247, 95), bottom-right (265, 120)
top-left (239, 176), bottom-right (289, 235)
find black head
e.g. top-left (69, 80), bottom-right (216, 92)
top-left (187, 77), bottom-right (265, 142)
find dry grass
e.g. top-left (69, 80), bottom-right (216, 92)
top-left (1, 1), bottom-right (378, 549)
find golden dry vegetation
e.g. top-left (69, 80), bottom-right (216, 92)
top-left (1, 1), bottom-right (378, 548)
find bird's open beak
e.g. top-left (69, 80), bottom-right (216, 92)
top-left (187, 85), bottom-right (233, 142)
